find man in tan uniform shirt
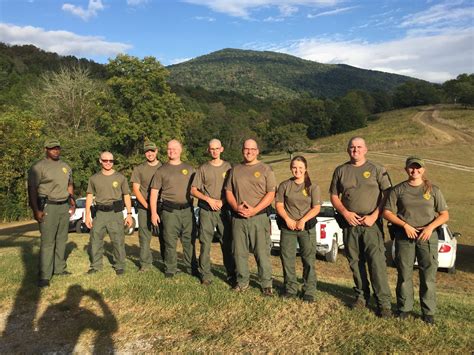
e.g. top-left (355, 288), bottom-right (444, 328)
top-left (225, 139), bottom-right (276, 296)
top-left (28, 139), bottom-right (75, 287)
top-left (131, 141), bottom-right (162, 271)
top-left (191, 139), bottom-right (235, 285)
top-left (150, 140), bottom-right (197, 277)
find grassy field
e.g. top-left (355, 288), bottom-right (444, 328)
top-left (1, 105), bottom-right (473, 352)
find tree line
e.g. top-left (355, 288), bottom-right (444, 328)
top-left (0, 46), bottom-right (472, 221)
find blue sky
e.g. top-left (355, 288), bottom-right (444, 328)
top-left (0, 0), bottom-right (473, 82)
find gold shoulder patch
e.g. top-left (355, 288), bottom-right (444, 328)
top-left (182, 169), bottom-right (189, 175)
top-left (62, 167), bottom-right (68, 174)
top-left (112, 181), bottom-right (119, 188)
top-left (363, 171), bottom-right (371, 179)
top-left (222, 171), bottom-right (227, 178)
top-left (302, 188), bottom-right (308, 197)
top-left (254, 171), bottom-right (261, 178)
top-left (423, 193), bottom-right (431, 200)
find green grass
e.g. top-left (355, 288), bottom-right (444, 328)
top-left (1, 104), bottom-right (473, 352)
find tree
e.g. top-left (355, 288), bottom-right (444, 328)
top-left (393, 81), bottom-right (441, 108)
top-left (0, 107), bottom-right (44, 220)
top-left (269, 123), bottom-right (310, 157)
top-left (105, 55), bottom-right (187, 159)
top-left (331, 92), bottom-right (367, 134)
top-left (29, 66), bottom-right (105, 137)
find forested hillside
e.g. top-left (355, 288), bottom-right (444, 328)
top-left (167, 48), bottom-right (415, 99)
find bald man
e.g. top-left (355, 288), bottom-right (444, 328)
top-left (85, 151), bottom-right (133, 275)
top-left (330, 136), bottom-right (392, 318)
top-left (150, 140), bottom-right (197, 277)
top-left (191, 139), bottom-right (236, 286)
top-left (225, 139), bottom-right (276, 296)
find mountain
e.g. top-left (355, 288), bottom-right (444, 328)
top-left (167, 48), bottom-right (418, 99)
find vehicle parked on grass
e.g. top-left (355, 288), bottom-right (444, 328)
top-left (390, 223), bottom-right (460, 274)
top-left (70, 196), bottom-right (139, 235)
top-left (270, 201), bottom-right (344, 262)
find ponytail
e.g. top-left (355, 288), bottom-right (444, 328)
top-left (422, 176), bottom-right (432, 194)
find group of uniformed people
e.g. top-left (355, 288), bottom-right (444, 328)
top-left (28, 135), bottom-right (448, 325)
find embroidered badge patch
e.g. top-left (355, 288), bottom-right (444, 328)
top-left (363, 171), bottom-right (371, 178)
top-left (423, 193), bottom-right (431, 200)
top-left (222, 171), bottom-right (227, 178)
top-left (62, 167), bottom-right (68, 174)
top-left (302, 188), bottom-right (308, 197)
top-left (182, 169), bottom-right (189, 175)
top-left (112, 181), bottom-right (119, 188)
top-left (254, 171), bottom-right (261, 178)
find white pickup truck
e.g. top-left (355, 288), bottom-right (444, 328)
top-left (270, 201), bottom-right (344, 262)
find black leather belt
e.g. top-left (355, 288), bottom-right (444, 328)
top-left (162, 200), bottom-right (191, 211)
top-left (96, 204), bottom-right (115, 212)
top-left (46, 199), bottom-right (68, 205)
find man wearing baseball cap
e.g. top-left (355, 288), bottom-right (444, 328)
top-left (28, 139), bottom-right (76, 287)
top-left (130, 140), bottom-right (162, 271)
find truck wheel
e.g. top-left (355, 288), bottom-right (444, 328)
top-left (75, 221), bottom-right (83, 234)
top-left (325, 236), bottom-right (338, 263)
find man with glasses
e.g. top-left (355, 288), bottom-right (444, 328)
top-left (191, 139), bottom-right (236, 286)
top-left (329, 136), bottom-right (392, 318)
top-left (85, 151), bottom-right (133, 275)
top-left (150, 140), bottom-right (197, 278)
top-left (131, 141), bottom-right (162, 271)
top-left (225, 139), bottom-right (276, 296)
top-left (28, 139), bottom-right (75, 288)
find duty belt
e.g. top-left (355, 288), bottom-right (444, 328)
top-left (162, 200), bottom-right (191, 211)
top-left (46, 199), bottom-right (69, 205)
top-left (95, 204), bottom-right (115, 212)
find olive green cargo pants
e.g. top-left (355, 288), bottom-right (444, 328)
top-left (89, 210), bottom-right (126, 271)
top-left (394, 230), bottom-right (438, 316)
top-left (343, 223), bottom-right (391, 309)
top-left (39, 203), bottom-right (70, 279)
top-left (280, 228), bottom-right (317, 297)
top-left (161, 208), bottom-right (197, 275)
top-left (232, 214), bottom-right (272, 289)
top-left (198, 208), bottom-right (235, 282)
top-left (137, 208), bottom-right (153, 269)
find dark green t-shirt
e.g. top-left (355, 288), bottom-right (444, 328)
top-left (225, 161), bottom-right (276, 207)
top-left (130, 161), bottom-right (161, 200)
top-left (384, 181), bottom-right (448, 227)
top-left (28, 158), bottom-right (73, 201)
top-left (329, 160), bottom-right (391, 215)
top-left (87, 171), bottom-right (130, 205)
top-left (150, 162), bottom-right (195, 204)
top-left (276, 178), bottom-right (321, 220)
top-left (192, 160), bottom-right (231, 200)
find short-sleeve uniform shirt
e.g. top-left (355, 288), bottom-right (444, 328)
top-left (225, 162), bottom-right (276, 207)
top-left (329, 160), bottom-right (391, 215)
top-left (28, 158), bottom-right (73, 201)
top-left (87, 171), bottom-right (130, 205)
top-left (191, 161), bottom-right (231, 200)
top-left (276, 179), bottom-right (321, 220)
top-left (384, 181), bottom-right (448, 227)
top-left (130, 161), bottom-right (161, 201)
top-left (151, 162), bottom-right (195, 204)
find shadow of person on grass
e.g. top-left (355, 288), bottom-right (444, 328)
top-left (36, 284), bottom-right (118, 353)
top-left (0, 234), bottom-right (78, 352)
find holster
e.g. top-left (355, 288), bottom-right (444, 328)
top-left (37, 196), bottom-right (47, 212)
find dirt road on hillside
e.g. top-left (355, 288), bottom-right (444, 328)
top-left (371, 107), bottom-right (474, 172)
top-left (412, 107), bottom-right (474, 144)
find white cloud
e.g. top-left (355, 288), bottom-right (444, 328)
top-left (0, 23), bottom-right (132, 58)
top-left (400, 1), bottom-right (473, 28)
top-left (182, 0), bottom-right (340, 18)
top-left (62, 0), bottom-right (104, 21)
top-left (248, 28), bottom-right (474, 82)
top-left (169, 57), bottom-right (194, 65)
top-left (307, 6), bottom-right (358, 18)
top-left (194, 16), bottom-right (216, 21)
